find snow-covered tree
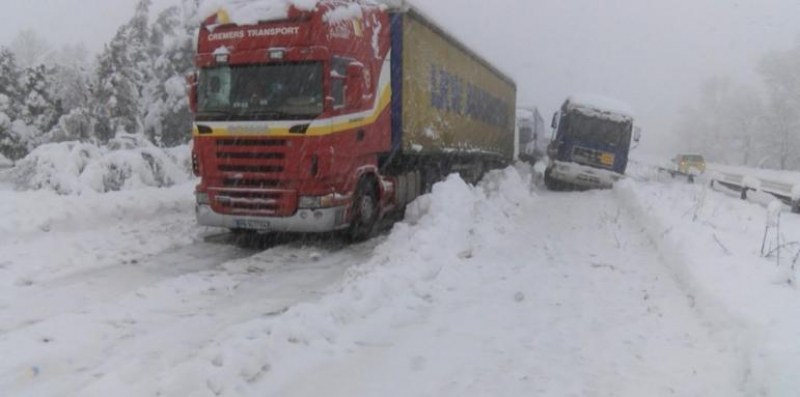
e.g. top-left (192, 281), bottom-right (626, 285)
top-left (0, 48), bottom-right (23, 114)
top-left (92, 0), bottom-right (153, 143)
top-left (674, 77), bottom-right (767, 166)
top-left (20, 64), bottom-right (62, 134)
top-left (50, 44), bottom-right (93, 113)
top-left (5, 0), bottom-right (198, 153)
top-left (758, 46), bottom-right (800, 170)
top-left (9, 29), bottom-right (52, 68)
top-left (0, 48), bottom-right (27, 160)
top-left (143, 5), bottom-right (195, 147)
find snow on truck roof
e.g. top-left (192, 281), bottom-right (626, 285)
top-left (197, 0), bottom-right (516, 87)
top-left (565, 94), bottom-right (634, 121)
top-left (198, 0), bottom-right (393, 27)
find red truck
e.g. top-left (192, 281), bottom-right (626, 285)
top-left (190, 0), bottom-right (516, 240)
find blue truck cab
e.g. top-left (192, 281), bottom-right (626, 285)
top-left (544, 95), bottom-right (640, 190)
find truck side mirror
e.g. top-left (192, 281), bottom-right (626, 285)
top-left (551, 111), bottom-right (560, 129)
top-left (345, 63), bottom-right (365, 109)
top-left (186, 72), bottom-right (198, 113)
top-left (633, 126), bottom-right (642, 143)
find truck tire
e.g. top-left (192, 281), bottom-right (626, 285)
top-left (422, 164), bottom-right (442, 194)
top-left (347, 177), bottom-right (379, 242)
top-left (544, 167), bottom-right (560, 191)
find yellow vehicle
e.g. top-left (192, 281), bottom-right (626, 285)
top-left (673, 154), bottom-right (706, 174)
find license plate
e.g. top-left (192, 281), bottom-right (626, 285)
top-left (600, 153), bottom-right (615, 166)
top-left (235, 219), bottom-right (272, 230)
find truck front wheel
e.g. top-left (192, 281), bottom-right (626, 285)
top-left (544, 167), bottom-right (560, 191)
top-left (347, 178), bottom-right (379, 242)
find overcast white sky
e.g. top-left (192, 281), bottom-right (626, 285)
top-left (2, 0), bottom-right (800, 154)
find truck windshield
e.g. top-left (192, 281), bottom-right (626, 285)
top-left (197, 62), bottom-right (323, 121)
top-left (563, 111), bottom-right (631, 148)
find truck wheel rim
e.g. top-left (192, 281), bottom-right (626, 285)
top-left (359, 196), bottom-right (376, 222)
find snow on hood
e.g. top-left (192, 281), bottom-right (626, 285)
top-left (566, 94), bottom-right (634, 121)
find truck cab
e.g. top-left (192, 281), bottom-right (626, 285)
top-left (517, 107), bottom-right (546, 164)
top-left (545, 96), bottom-right (639, 190)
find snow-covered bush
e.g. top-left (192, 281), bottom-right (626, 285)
top-left (6, 136), bottom-right (191, 194)
top-left (0, 152), bottom-right (12, 168)
top-left (50, 108), bottom-right (94, 142)
top-left (5, 141), bottom-right (100, 194)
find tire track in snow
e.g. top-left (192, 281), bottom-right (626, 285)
top-left (0, 232), bottom-right (381, 396)
top-left (614, 181), bottom-right (762, 394)
top-left (271, 184), bottom-right (747, 396)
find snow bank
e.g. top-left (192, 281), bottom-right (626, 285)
top-left (710, 163), bottom-right (800, 188)
top-left (123, 167), bottom-right (536, 395)
top-left (792, 184), bottom-right (800, 202)
top-left (615, 179), bottom-right (800, 395)
top-left (742, 175), bottom-right (761, 191)
top-left (4, 136), bottom-right (191, 195)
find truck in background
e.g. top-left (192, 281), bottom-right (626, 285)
top-left (517, 107), bottom-right (546, 164)
top-left (190, 0), bottom-right (516, 240)
top-left (544, 95), bottom-right (640, 190)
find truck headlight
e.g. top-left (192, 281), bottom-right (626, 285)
top-left (299, 196), bottom-right (321, 209)
top-left (298, 194), bottom-right (338, 209)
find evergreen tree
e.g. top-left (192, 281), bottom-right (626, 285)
top-left (92, 0), bottom-right (153, 143)
top-left (759, 45), bottom-right (800, 170)
top-left (50, 43), bottom-right (92, 113)
top-left (20, 64), bottom-right (62, 134)
top-left (144, 5), bottom-right (195, 147)
top-left (0, 48), bottom-right (27, 160)
top-left (0, 48), bottom-right (23, 116)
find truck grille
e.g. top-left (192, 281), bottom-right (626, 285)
top-left (211, 189), bottom-right (297, 215)
top-left (211, 137), bottom-right (295, 215)
top-left (215, 137), bottom-right (287, 183)
top-left (572, 146), bottom-right (614, 169)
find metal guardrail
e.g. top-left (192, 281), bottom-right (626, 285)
top-left (710, 169), bottom-right (799, 213)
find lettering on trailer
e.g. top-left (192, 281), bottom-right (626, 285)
top-left (207, 27), bottom-right (301, 41)
top-left (429, 65), bottom-right (512, 129)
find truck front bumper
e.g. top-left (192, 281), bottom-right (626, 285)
top-left (549, 161), bottom-right (624, 189)
top-left (196, 204), bottom-right (349, 233)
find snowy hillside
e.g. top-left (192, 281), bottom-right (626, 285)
top-left (2, 162), bottom-right (800, 395)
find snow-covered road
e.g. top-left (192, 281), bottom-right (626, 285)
top-left (5, 165), bottom-right (799, 395)
top-left (0, 184), bottom-right (382, 396)
top-left (273, 180), bottom-right (743, 396)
